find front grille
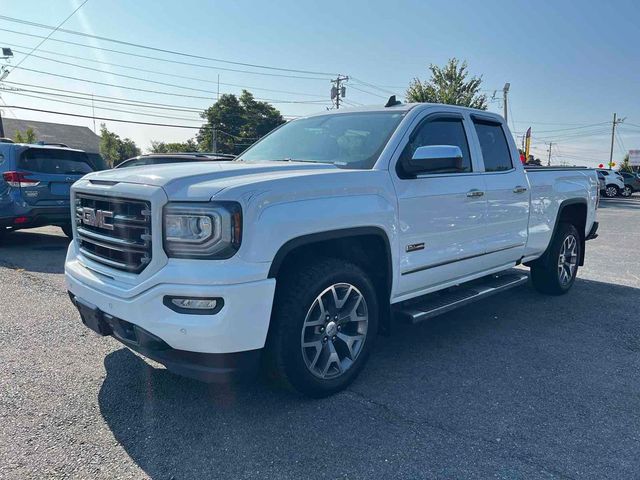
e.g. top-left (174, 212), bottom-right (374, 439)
top-left (75, 193), bottom-right (152, 273)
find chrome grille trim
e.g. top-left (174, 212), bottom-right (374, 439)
top-left (75, 193), bottom-right (152, 273)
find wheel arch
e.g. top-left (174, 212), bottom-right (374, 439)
top-left (533, 198), bottom-right (588, 267)
top-left (268, 227), bottom-right (394, 334)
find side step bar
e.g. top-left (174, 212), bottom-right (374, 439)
top-left (394, 269), bottom-right (529, 324)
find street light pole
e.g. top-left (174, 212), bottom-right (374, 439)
top-left (503, 82), bottom-right (510, 123)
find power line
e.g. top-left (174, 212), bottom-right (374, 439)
top-left (2, 81), bottom-right (204, 112)
top-left (514, 120), bottom-right (603, 126)
top-left (512, 122), bottom-right (610, 135)
top-left (10, 66), bottom-right (332, 104)
top-left (9, 50), bottom-right (326, 101)
top-left (0, 14), bottom-right (338, 77)
top-left (347, 83), bottom-right (387, 99)
top-left (2, 104), bottom-right (224, 130)
top-left (11, 0), bottom-right (89, 69)
top-left (528, 128), bottom-right (613, 142)
top-left (0, 26), bottom-right (331, 81)
top-left (4, 81), bottom-right (317, 123)
top-left (349, 77), bottom-right (396, 96)
top-left (0, 89), bottom-right (205, 122)
top-left (6, 44), bottom-right (328, 98)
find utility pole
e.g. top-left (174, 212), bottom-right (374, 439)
top-left (608, 112), bottom-right (625, 170)
top-left (91, 93), bottom-right (96, 133)
top-left (0, 47), bottom-right (14, 138)
top-left (331, 75), bottom-right (349, 109)
top-left (547, 142), bottom-right (553, 167)
top-left (502, 82), bottom-right (510, 123)
top-left (211, 125), bottom-right (216, 154)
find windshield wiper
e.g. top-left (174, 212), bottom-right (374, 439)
top-left (280, 158), bottom-right (333, 164)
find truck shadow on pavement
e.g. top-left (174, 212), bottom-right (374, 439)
top-left (0, 228), bottom-right (69, 274)
top-left (97, 277), bottom-right (640, 479)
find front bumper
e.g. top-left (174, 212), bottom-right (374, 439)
top-left (69, 293), bottom-right (261, 382)
top-left (65, 246), bottom-right (276, 354)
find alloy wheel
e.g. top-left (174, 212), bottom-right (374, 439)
top-left (622, 186), bottom-right (632, 197)
top-left (300, 283), bottom-right (369, 379)
top-left (557, 234), bottom-right (578, 286)
top-left (605, 186), bottom-right (618, 197)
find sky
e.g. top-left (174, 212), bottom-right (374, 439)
top-left (0, 0), bottom-right (638, 167)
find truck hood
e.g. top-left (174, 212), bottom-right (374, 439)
top-left (85, 161), bottom-right (342, 200)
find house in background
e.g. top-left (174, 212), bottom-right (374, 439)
top-left (0, 117), bottom-right (107, 170)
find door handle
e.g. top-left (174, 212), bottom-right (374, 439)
top-left (513, 186), bottom-right (528, 194)
top-left (466, 189), bottom-right (485, 198)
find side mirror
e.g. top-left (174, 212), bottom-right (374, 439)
top-left (404, 145), bottom-right (464, 175)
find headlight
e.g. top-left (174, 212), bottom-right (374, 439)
top-left (163, 202), bottom-right (242, 259)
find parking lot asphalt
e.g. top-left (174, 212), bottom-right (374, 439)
top-left (1, 197), bottom-right (639, 480)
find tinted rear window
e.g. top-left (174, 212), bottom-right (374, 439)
top-left (473, 120), bottom-right (513, 172)
top-left (19, 148), bottom-right (94, 174)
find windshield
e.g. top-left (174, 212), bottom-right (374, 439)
top-left (19, 148), bottom-right (93, 175)
top-left (238, 111), bottom-right (405, 169)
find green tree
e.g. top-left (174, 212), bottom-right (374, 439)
top-left (620, 153), bottom-right (632, 172)
top-left (197, 90), bottom-right (285, 155)
top-left (14, 127), bottom-right (37, 143)
top-left (99, 124), bottom-right (141, 167)
top-left (406, 58), bottom-right (488, 109)
top-left (118, 137), bottom-right (140, 163)
top-left (149, 139), bottom-right (198, 153)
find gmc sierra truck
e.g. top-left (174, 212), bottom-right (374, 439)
top-left (65, 102), bottom-right (599, 397)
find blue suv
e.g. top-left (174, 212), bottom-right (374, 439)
top-left (0, 143), bottom-right (95, 239)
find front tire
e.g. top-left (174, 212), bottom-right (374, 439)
top-left (622, 185), bottom-right (633, 197)
top-left (604, 184), bottom-right (619, 198)
top-left (530, 223), bottom-right (581, 295)
top-left (266, 257), bottom-right (378, 398)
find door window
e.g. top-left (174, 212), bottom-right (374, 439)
top-left (399, 117), bottom-right (472, 174)
top-left (473, 120), bottom-right (513, 172)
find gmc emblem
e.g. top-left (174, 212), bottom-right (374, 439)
top-left (81, 207), bottom-right (114, 230)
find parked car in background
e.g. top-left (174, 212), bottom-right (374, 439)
top-left (0, 143), bottom-right (94, 239)
top-left (115, 153), bottom-right (236, 169)
top-left (620, 171), bottom-right (640, 197)
top-left (596, 168), bottom-right (625, 197)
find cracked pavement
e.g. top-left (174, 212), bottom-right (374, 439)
top-left (1, 197), bottom-right (639, 479)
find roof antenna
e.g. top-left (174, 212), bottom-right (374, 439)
top-left (385, 95), bottom-right (401, 108)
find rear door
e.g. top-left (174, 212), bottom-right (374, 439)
top-left (17, 148), bottom-right (93, 206)
top-left (470, 117), bottom-right (529, 264)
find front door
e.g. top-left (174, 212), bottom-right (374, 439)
top-left (392, 113), bottom-right (488, 300)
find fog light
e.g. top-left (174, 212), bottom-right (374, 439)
top-left (14, 216), bottom-right (28, 224)
top-left (163, 296), bottom-right (223, 314)
top-left (172, 298), bottom-right (217, 309)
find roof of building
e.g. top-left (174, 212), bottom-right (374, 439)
top-left (0, 118), bottom-right (100, 153)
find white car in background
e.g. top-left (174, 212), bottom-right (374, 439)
top-left (596, 169), bottom-right (625, 197)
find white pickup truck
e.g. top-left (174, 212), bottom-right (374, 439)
top-left (65, 102), bottom-right (599, 397)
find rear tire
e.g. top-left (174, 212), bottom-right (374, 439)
top-left (266, 257), bottom-right (378, 398)
top-left (622, 185), bottom-right (632, 197)
top-left (530, 223), bottom-right (581, 295)
top-left (61, 224), bottom-right (73, 239)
